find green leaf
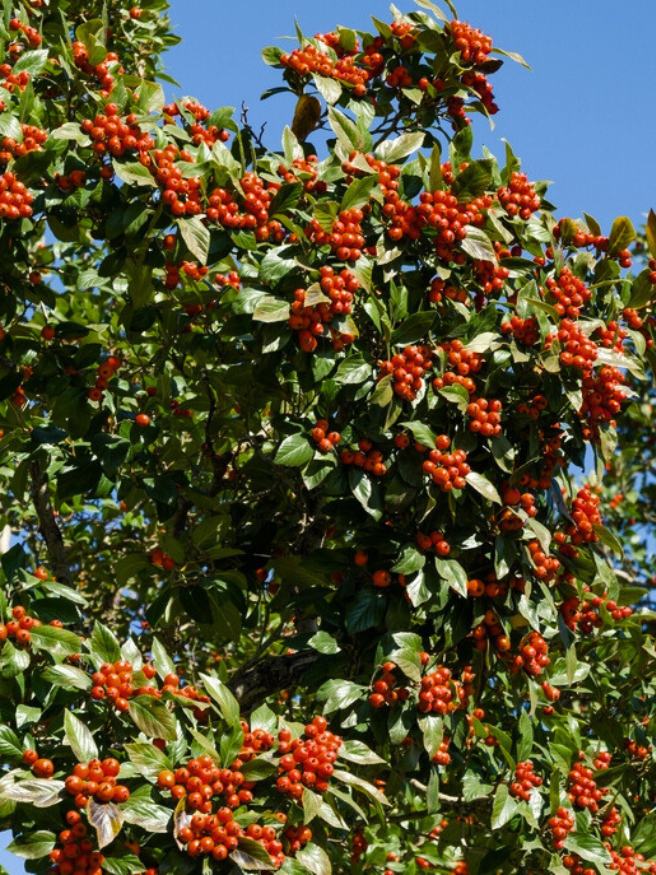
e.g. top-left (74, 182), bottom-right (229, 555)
top-left (12, 49), bottom-right (49, 75)
top-left (391, 311), bottom-right (435, 344)
top-left (317, 679), bottom-right (366, 714)
top-left (349, 468), bottom-right (383, 520)
top-left (376, 132), bottom-right (425, 163)
top-left (607, 215), bottom-right (636, 255)
top-left (332, 769), bottom-right (389, 804)
top-left (400, 420), bottom-right (436, 449)
top-left (296, 843), bottom-right (332, 875)
top-left (121, 798), bottom-right (171, 833)
top-left (124, 742), bottom-right (172, 782)
top-left (274, 433), bottom-right (314, 467)
top-left (113, 162), bottom-right (156, 188)
top-left (314, 74), bottom-right (342, 104)
top-left (646, 209), bottom-right (656, 258)
top-left (307, 631), bottom-right (341, 654)
top-left (453, 160), bottom-right (494, 199)
top-left (564, 833), bottom-right (612, 865)
top-left (340, 739), bottom-right (385, 765)
top-left (151, 637), bottom-right (176, 678)
top-left (29, 625), bottom-right (81, 657)
top-left (64, 710), bottom-right (98, 762)
top-left (460, 226), bottom-right (496, 262)
top-left (42, 664), bottom-right (91, 691)
top-left (88, 799), bottom-right (123, 850)
top-left (200, 673), bottom-right (241, 726)
top-left (389, 631), bottom-right (424, 682)
top-left (177, 216), bottom-right (210, 264)
top-left (465, 471), bottom-right (502, 504)
top-left (439, 384), bottom-right (469, 413)
top-left (418, 713), bottom-right (443, 758)
top-left (0, 778), bottom-right (64, 807)
top-left (302, 787), bottom-right (323, 824)
top-left (128, 697), bottom-right (177, 740)
top-left (491, 784), bottom-right (519, 829)
top-left (89, 622), bottom-right (121, 663)
top-left (252, 295), bottom-right (290, 323)
top-left (340, 174), bottom-right (377, 212)
top-left (435, 558), bottom-right (468, 598)
top-left (335, 355), bottom-right (371, 385)
top-left (392, 546), bottom-right (425, 575)
top-left (6, 831), bottom-right (55, 860)
top-left (0, 727), bottom-right (22, 759)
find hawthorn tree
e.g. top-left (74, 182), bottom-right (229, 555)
top-left (0, 1), bottom-right (655, 873)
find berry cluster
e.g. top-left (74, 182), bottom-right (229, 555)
top-left (418, 665), bottom-right (462, 715)
top-left (551, 319), bottom-right (598, 372)
top-left (527, 539), bottom-right (561, 582)
top-left (561, 592), bottom-right (632, 634)
top-left (511, 631), bottom-right (549, 677)
top-left (8, 17), bottom-right (41, 47)
top-left (275, 716), bottom-right (341, 797)
top-left (510, 761), bottom-right (542, 800)
top-left (565, 485), bottom-right (601, 545)
top-left (466, 397), bottom-right (502, 437)
top-left (416, 530), bottom-right (451, 556)
top-left (420, 434), bottom-right (471, 491)
top-left (462, 70), bottom-right (498, 116)
top-left (179, 811), bottom-right (282, 866)
top-left (386, 64), bottom-right (413, 88)
top-left (214, 270), bottom-right (240, 290)
top-left (81, 106), bottom-right (153, 157)
top-left (447, 20), bottom-right (493, 65)
top-left (280, 40), bottom-right (370, 96)
top-left (581, 365), bottom-right (626, 439)
top-left (472, 257), bottom-right (510, 297)
top-left (148, 145), bottom-right (201, 217)
top-left (163, 100), bottom-right (229, 146)
top-left (432, 737), bottom-right (452, 767)
top-left (289, 266), bottom-right (361, 352)
top-left (149, 547), bottom-right (176, 571)
top-left (501, 315), bottom-right (539, 346)
top-left (416, 189), bottom-right (491, 261)
top-left (208, 174), bottom-right (284, 243)
top-left (49, 811), bottom-right (104, 875)
top-left (158, 752), bottom-right (260, 815)
top-left (278, 155), bottom-right (326, 194)
top-left (72, 41), bottom-right (121, 95)
top-left (311, 419), bottom-right (341, 453)
top-left (440, 339), bottom-right (484, 380)
top-left (55, 170), bottom-right (87, 193)
top-left (87, 353), bottom-right (121, 402)
top-left (0, 171), bottom-right (33, 219)
top-left (340, 440), bottom-right (388, 476)
top-left (284, 824), bottom-right (313, 852)
top-left (90, 659), bottom-right (157, 712)
top-left (0, 123), bottom-right (47, 165)
top-left (625, 738), bottom-right (651, 760)
top-left (545, 269), bottom-right (592, 319)
top-left (547, 807), bottom-right (574, 850)
top-left (0, 605), bottom-right (48, 647)
top-left (601, 805), bottom-right (622, 837)
top-left (429, 277), bottom-right (469, 306)
top-left (497, 172), bottom-right (540, 219)
top-left (567, 758), bottom-right (607, 813)
top-left (308, 208), bottom-right (365, 262)
top-left (63, 758), bottom-right (130, 808)
top-left (607, 847), bottom-right (656, 875)
top-left (378, 345), bottom-right (432, 401)
top-left (368, 661), bottom-right (410, 708)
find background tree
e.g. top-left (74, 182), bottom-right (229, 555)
top-left (0, 1), bottom-right (654, 874)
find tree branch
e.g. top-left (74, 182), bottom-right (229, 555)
top-left (29, 459), bottom-right (71, 584)
top-left (229, 649), bottom-right (319, 712)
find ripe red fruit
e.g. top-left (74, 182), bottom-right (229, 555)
top-left (135, 413), bottom-right (151, 427)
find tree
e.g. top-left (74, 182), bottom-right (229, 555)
top-left (0, 1), bottom-right (654, 873)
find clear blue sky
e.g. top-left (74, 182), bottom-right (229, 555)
top-left (1, 2), bottom-right (654, 872)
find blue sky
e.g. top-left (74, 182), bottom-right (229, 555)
top-left (1, 1), bottom-right (655, 872)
